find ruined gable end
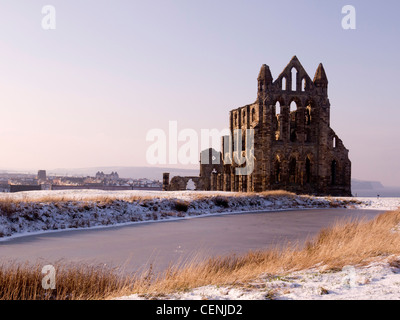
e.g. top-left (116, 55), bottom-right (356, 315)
top-left (166, 56), bottom-right (352, 196)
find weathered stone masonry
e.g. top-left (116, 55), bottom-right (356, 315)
top-left (164, 56), bottom-right (352, 196)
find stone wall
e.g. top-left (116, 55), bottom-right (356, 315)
top-left (166, 176), bottom-right (208, 191)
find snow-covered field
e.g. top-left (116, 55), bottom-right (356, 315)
top-left (0, 190), bottom-right (399, 241)
top-left (118, 254), bottom-right (400, 300)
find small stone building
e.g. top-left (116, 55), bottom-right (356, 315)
top-left (164, 56), bottom-right (351, 196)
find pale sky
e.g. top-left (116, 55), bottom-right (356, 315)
top-left (0, 0), bottom-right (399, 186)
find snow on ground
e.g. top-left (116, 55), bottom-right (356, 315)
top-left (117, 254), bottom-right (400, 300)
top-left (330, 196), bottom-right (400, 211)
top-left (0, 190), bottom-right (399, 241)
top-left (1, 189), bottom-right (399, 300)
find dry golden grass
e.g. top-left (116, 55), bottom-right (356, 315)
top-left (189, 190), bottom-right (296, 201)
top-left (0, 189), bottom-right (296, 205)
top-left (259, 190), bottom-right (296, 197)
top-left (0, 262), bottom-right (135, 300)
top-left (109, 208), bottom-right (400, 298)
top-left (2, 202), bottom-right (399, 300)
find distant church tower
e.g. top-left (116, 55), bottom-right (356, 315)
top-left (37, 170), bottom-right (47, 181)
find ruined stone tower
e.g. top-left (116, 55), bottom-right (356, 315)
top-left (165, 56), bottom-right (352, 196)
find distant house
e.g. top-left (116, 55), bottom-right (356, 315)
top-left (95, 171), bottom-right (119, 182)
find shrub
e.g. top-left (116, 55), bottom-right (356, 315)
top-left (0, 200), bottom-right (19, 217)
top-left (213, 196), bottom-right (229, 208)
top-left (174, 201), bottom-right (189, 212)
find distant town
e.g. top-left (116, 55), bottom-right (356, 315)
top-left (0, 170), bottom-right (162, 193)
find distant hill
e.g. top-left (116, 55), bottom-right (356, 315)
top-left (351, 179), bottom-right (400, 197)
top-left (351, 179), bottom-right (384, 190)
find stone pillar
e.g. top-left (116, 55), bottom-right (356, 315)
top-left (238, 173), bottom-right (243, 192)
top-left (281, 105), bottom-right (289, 142)
top-left (223, 170), bottom-right (231, 191)
top-left (211, 172), bottom-right (217, 191)
top-left (162, 173), bottom-right (170, 191)
top-left (230, 168), bottom-right (236, 192)
top-left (217, 173), bottom-right (222, 191)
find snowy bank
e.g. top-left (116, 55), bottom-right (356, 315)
top-left (0, 190), bottom-right (399, 240)
top-left (118, 255), bottom-right (400, 300)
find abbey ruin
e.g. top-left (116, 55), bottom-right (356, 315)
top-left (163, 56), bottom-right (352, 196)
